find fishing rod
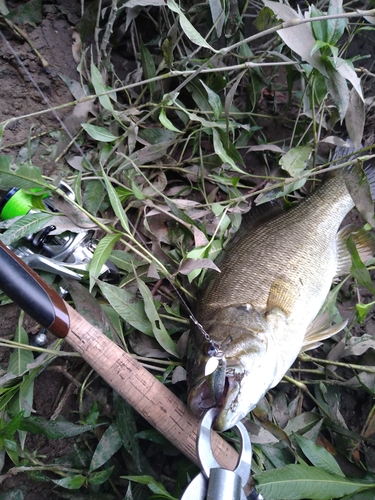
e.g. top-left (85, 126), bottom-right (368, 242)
top-left (0, 240), bottom-right (243, 474)
top-left (0, 28), bottom-right (255, 498)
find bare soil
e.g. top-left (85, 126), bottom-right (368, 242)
top-left (0, 3), bottom-right (89, 498)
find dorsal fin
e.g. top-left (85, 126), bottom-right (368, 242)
top-left (231, 200), bottom-right (284, 246)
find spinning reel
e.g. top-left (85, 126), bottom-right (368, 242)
top-left (0, 182), bottom-right (119, 282)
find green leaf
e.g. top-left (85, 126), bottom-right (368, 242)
top-left (123, 475), bottom-right (178, 500)
top-left (209, 0), bottom-right (224, 37)
top-left (2, 412), bottom-right (24, 439)
top-left (8, 316), bottom-right (33, 376)
top-left (200, 80), bottom-right (222, 120)
top-left (293, 434), bottom-right (344, 477)
top-left (166, 0), bottom-right (216, 53)
top-left (343, 488), bottom-right (375, 500)
top-left (88, 233), bottom-right (121, 292)
top-left (280, 145), bottom-right (313, 177)
top-left (166, 198), bottom-right (197, 227)
top-left (185, 240), bottom-right (222, 282)
top-left (334, 58), bottom-right (364, 102)
top-left (136, 276), bottom-right (178, 357)
top-left (101, 304), bottom-right (123, 339)
top-left (88, 466), bottom-right (114, 485)
top-left (109, 250), bottom-right (142, 273)
top-left (64, 279), bottom-right (117, 342)
top-left (138, 127), bottom-right (177, 145)
top-left (310, 5), bottom-right (328, 42)
top-left (283, 412), bottom-right (323, 436)
top-left (0, 160), bottom-right (45, 190)
top-left (0, 2), bottom-right (8, 15)
top-left (140, 40), bottom-right (156, 96)
top-left (19, 416), bottom-right (100, 439)
top-left (136, 428), bottom-right (170, 445)
top-left (7, 314), bottom-right (35, 451)
top-left (162, 36), bottom-right (174, 68)
top-left (101, 168), bottom-right (130, 232)
top-left (81, 123), bottom-right (118, 142)
top-left (90, 61), bottom-right (114, 112)
top-left (0, 154), bottom-right (13, 172)
top-left (130, 179), bottom-right (146, 200)
top-left (75, 0), bottom-right (98, 43)
top-left (89, 423), bottom-right (122, 472)
top-left (0, 212), bottom-right (52, 246)
top-left (325, 62), bottom-right (349, 122)
top-left (217, 129), bottom-right (244, 165)
top-left (84, 179), bottom-right (105, 215)
top-left (173, 98), bottom-right (231, 130)
top-left (347, 236), bottom-right (375, 294)
top-left (343, 168), bottom-right (374, 227)
top-left (356, 301), bottom-right (375, 323)
top-left (256, 176), bottom-right (308, 204)
top-left (327, 1), bottom-right (347, 45)
top-left (5, 0), bottom-right (42, 25)
top-left (159, 107), bottom-right (182, 133)
top-left (114, 394), bottom-right (141, 470)
top-left (345, 87), bottom-right (365, 149)
top-left (52, 475), bottom-right (86, 490)
top-left (97, 281), bottom-right (153, 335)
top-left (263, 0), bottom-right (327, 76)
top-left (72, 170), bottom-right (82, 205)
top-left (212, 129), bottom-right (246, 174)
top-left (115, 186), bottom-right (133, 203)
top-left (254, 465), bottom-right (374, 500)
top-left (311, 40), bottom-right (331, 57)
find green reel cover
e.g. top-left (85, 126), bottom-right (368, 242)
top-left (0, 188), bottom-right (47, 220)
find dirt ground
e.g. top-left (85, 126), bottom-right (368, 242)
top-left (2, 1), bottom-right (375, 499)
top-left (0, 3), bottom-right (96, 498)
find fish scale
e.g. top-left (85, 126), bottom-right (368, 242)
top-left (201, 174), bottom-right (354, 315)
top-left (187, 169), bottom-right (373, 431)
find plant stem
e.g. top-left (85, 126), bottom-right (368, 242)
top-left (299, 353), bottom-right (375, 374)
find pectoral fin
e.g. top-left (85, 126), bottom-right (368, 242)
top-left (335, 225), bottom-right (375, 277)
top-left (266, 277), bottom-right (298, 317)
top-left (301, 314), bottom-right (348, 351)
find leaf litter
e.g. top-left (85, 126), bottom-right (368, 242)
top-left (1, 1), bottom-right (375, 499)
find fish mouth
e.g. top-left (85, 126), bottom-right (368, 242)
top-left (188, 372), bottom-right (241, 427)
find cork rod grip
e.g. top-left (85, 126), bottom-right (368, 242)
top-left (0, 241), bottom-right (240, 470)
top-left (65, 304), bottom-right (240, 469)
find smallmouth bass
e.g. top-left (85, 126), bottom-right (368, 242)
top-left (187, 150), bottom-right (375, 431)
